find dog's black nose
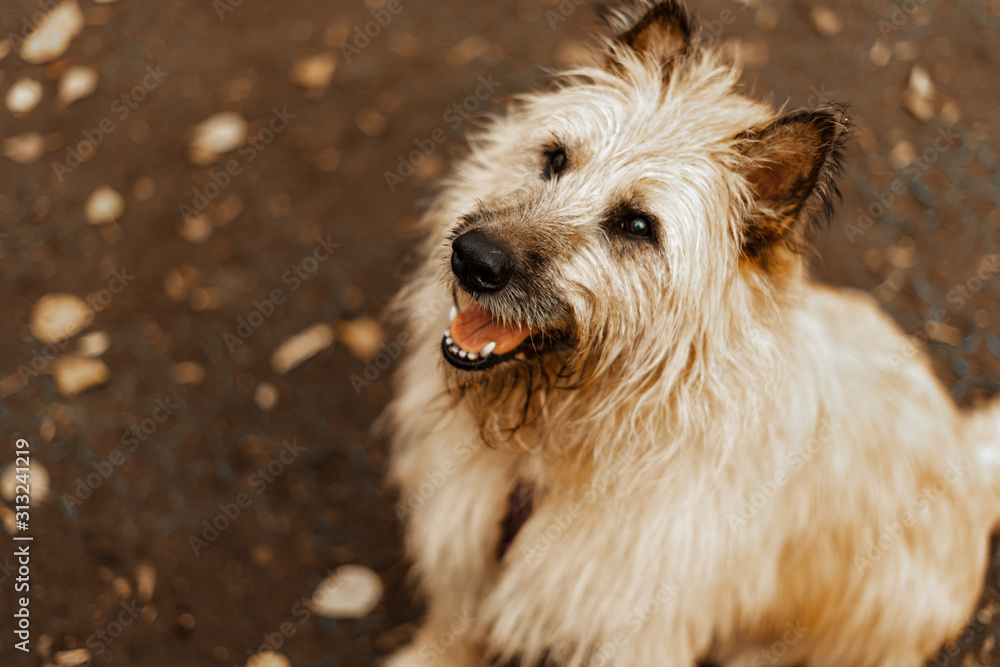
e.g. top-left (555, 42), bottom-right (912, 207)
top-left (451, 229), bottom-right (515, 294)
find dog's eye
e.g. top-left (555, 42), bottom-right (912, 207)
top-left (623, 216), bottom-right (651, 237)
top-left (543, 149), bottom-right (568, 179)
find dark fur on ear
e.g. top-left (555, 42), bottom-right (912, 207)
top-left (599, 0), bottom-right (696, 77)
top-left (735, 103), bottom-right (852, 263)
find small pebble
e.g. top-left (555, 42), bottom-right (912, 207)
top-left (134, 176), bottom-right (156, 202)
top-left (809, 7), bottom-right (842, 36)
top-left (136, 561), bottom-right (157, 603)
top-left (30, 293), bottom-right (93, 343)
top-left (77, 331), bottom-right (110, 357)
top-left (271, 323), bottom-right (335, 375)
top-left (889, 141), bottom-right (917, 169)
top-left (36, 634), bottom-right (54, 659)
top-left (189, 112), bottom-right (248, 165)
top-left (886, 239), bottom-right (916, 269)
top-left (903, 66), bottom-right (936, 122)
top-left (1, 459), bottom-right (51, 505)
top-left (52, 356), bottom-right (110, 397)
top-left (6, 78), bottom-right (44, 115)
top-left (869, 40), bottom-right (892, 67)
top-left (214, 194), bottom-right (244, 226)
top-left (940, 100), bottom-right (961, 125)
top-left (909, 66), bottom-right (935, 99)
top-left (171, 361), bottom-right (205, 386)
top-left (251, 544), bottom-right (274, 568)
top-left (310, 564), bottom-right (383, 619)
top-left (254, 382), bottom-right (279, 410)
top-left (53, 648), bottom-right (92, 667)
top-left (19, 0), bottom-right (85, 64)
top-left (178, 214), bottom-right (213, 243)
top-left (338, 317), bottom-right (385, 360)
top-left (925, 321), bottom-right (962, 346)
top-left (355, 108), bottom-right (387, 137)
top-left (755, 7), bottom-right (779, 31)
top-left (246, 652), bottom-right (291, 667)
top-left (2, 132), bottom-right (45, 164)
top-left (290, 52), bottom-right (336, 90)
top-left (58, 65), bottom-right (99, 106)
top-left (85, 185), bottom-right (126, 225)
top-left (980, 635), bottom-right (995, 665)
top-left (0, 507), bottom-right (16, 534)
top-left (112, 576), bottom-right (132, 598)
top-left (445, 35), bottom-right (490, 67)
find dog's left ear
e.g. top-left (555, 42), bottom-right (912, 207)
top-left (736, 105), bottom-right (851, 260)
top-left (602, 0), bottom-right (694, 74)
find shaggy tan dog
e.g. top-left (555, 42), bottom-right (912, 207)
top-left (384, 2), bottom-right (1000, 665)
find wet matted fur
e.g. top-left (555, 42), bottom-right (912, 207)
top-left (383, 2), bottom-right (1000, 665)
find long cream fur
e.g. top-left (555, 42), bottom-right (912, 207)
top-left (383, 2), bottom-right (1000, 665)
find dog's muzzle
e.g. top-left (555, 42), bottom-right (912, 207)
top-left (441, 230), bottom-right (538, 371)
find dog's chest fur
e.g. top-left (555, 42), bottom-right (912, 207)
top-left (401, 425), bottom-right (751, 665)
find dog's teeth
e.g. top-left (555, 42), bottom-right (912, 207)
top-left (480, 341), bottom-right (496, 357)
top-left (445, 336), bottom-right (453, 345)
top-left (443, 329), bottom-right (451, 338)
top-left (449, 306), bottom-right (458, 323)
top-left (450, 345), bottom-right (460, 355)
top-left (467, 352), bottom-right (477, 360)
top-left (459, 350), bottom-right (468, 359)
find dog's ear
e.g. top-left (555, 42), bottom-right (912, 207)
top-left (601, 0), bottom-right (694, 75)
top-left (736, 105), bottom-right (851, 260)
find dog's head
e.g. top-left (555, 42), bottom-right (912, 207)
top-left (431, 0), bottom-right (849, 398)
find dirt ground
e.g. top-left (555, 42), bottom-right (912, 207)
top-left (1, 0), bottom-right (999, 665)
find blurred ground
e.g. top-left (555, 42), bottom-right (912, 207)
top-left (1, 0), bottom-right (999, 665)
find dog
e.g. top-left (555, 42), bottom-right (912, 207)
top-left (383, 2), bottom-right (1000, 665)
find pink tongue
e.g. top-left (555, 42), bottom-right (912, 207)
top-left (449, 303), bottom-right (532, 355)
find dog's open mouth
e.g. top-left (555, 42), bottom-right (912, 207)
top-left (441, 302), bottom-right (540, 371)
